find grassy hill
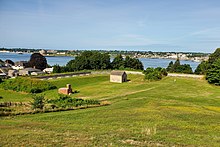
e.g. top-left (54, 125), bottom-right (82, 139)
top-left (0, 74), bottom-right (220, 146)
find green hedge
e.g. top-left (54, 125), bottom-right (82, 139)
top-left (1, 77), bottom-right (56, 93)
top-left (47, 95), bottom-right (100, 108)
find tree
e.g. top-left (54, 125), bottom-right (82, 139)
top-left (66, 51), bottom-right (111, 71)
top-left (28, 53), bottom-right (47, 70)
top-left (173, 58), bottom-right (180, 70)
top-left (53, 64), bottom-right (62, 73)
top-left (206, 58), bottom-right (220, 85)
top-left (166, 59), bottom-right (193, 74)
top-left (124, 56), bottom-right (144, 70)
top-left (124, 56), bottom-right (133, 68)
top-left (195, 48), bottom-right (220, 75)
top-left (111, 54), bottom-right (124, 69)
top-left (194, 61), bottom-right (210, 75)
top-left (166, 61), bottom-right (174, 72)
top-left (208, 48), bottom-right (220, 64)
top-left (99, 53), bottom-right (111, 69)
top-left (111, 55), bottom-right (143, 70)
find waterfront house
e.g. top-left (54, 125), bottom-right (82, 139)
top-left (19, 68), bottom-right (42, 76)
top-left (43, 67), bottom-right (53, 73)
top-left (12, 61), bottom-right (28, 70)
top-left (8, 70), bottom-right (19, 77)
top-left (110, 71), bottom-right (127, 83)
top-left (0, 67), bottom-right (12, 78)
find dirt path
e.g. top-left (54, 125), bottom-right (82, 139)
top-left (100, 87), bottom-right (156, 101)
top-left (167, 73), bottom-right (204, 79)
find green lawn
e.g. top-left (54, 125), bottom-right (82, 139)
top-left (1, 74), bottom-right (220, 146)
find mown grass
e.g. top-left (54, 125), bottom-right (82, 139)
top-left (0, 74), bottom-right (220, 146)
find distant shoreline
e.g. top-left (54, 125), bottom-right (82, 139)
top-left (0, 51), bottom-right (202, 62)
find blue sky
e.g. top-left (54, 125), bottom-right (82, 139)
top-left (0, 0), bottom-right (220, 52)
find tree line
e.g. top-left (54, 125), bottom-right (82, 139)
top-left (53, 51), bottom-right (143, 73)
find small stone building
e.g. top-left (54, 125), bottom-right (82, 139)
top-left (58, 84), bottom-right (72, 95)
top-left (110, 71), bottom-right (127, 83)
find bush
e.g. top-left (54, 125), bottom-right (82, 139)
top-left (47, 95), bottom-right (100, 108)
top-left (30, 95), bottom-right (45, 110)
top-left (2, 77), bottom-right (56, 93)
top-left (144, 67), bottom-right (167, 81)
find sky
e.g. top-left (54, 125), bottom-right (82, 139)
top-left (0, 0), bottom-right (220, 53)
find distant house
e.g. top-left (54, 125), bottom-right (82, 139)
top-left (8, 70), bottom-right (19, 77)
top-left (12, 61), bottom-right (28, 70)
top-left (19, 68), bottom-right (42, 76)
top-left (5, 59), bottom-right (15, 67)
top-left (110, 71), bottom-right (127, 83)
top-left (31, 71), bottom-right (45, 76)
top-left (39, 49), bottom-right (47, 56)
top-left (43, 67), bottom-right (53, 74)
top-left (0, 67), bottom-right (12, 78)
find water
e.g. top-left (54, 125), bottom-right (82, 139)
top-left (139, 58), bottom-right (200, 71)
top-left (0, 52), bottom-right (74, 66)
top-left (0, 52), bottom-right (200, 70)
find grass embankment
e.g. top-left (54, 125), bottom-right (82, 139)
top-left (0, 74), bottom-right (220, 146)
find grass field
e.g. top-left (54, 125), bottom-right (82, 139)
top-left (1, 74), bottom-right (220, 146)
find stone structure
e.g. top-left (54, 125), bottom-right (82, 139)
top-left (110, 71), bottom-right (127, 83)
top-left (58, 84), bottom-right (72, 95)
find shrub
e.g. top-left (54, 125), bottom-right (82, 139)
top-left (30, 95), bottom-right (45, 110)
top-left (2, 77), bottom-right (56, 93)
top-left (47, 95), bottom-right (100, 108)
top-left (144, 67), bottom-right (167, 81)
